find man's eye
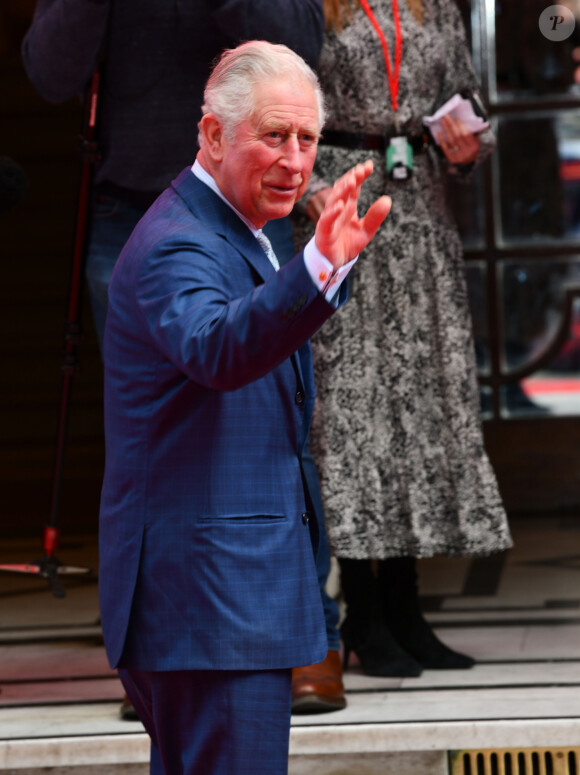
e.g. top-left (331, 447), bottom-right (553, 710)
top-left (299, 134), bottom-right (317, 146)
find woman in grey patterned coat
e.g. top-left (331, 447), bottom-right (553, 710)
top-left (293, 0), bottom-right (513, 676)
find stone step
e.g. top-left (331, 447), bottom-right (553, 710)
top-left (2, 698), bottom-right (580, 774)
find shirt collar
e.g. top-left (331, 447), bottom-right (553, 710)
top-left (191, 160), bottom-right (261, 238)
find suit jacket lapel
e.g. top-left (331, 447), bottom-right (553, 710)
top-left (171, 167), bottom-right (276, 283)
top-left (171, 168), bottom-right (314, 383)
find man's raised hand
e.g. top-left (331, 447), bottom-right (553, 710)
top-left (314, 160), bottom-right (391, 268)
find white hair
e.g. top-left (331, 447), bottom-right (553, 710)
top-left (199, 40), bottom-right (325, 144)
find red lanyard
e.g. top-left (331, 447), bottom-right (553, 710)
top-left (359, 0), bottom-right (403, 113)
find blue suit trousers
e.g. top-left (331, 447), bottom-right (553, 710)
top-left (119, 667), bottom-right (292, 774)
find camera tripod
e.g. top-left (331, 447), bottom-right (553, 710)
top-left (0, 71), bottom-right (102, 598)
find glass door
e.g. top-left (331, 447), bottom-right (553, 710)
top-left (452, 0), bottom-right (580, 513)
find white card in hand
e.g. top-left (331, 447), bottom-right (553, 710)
top-left (423, 93), bottom-right (490, 146)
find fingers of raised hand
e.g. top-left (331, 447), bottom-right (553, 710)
top-left (333, 160), bottom-right (374, 199)
top-left (315, 159), bottom-right (386, 265)
top-left (360, 196), bottom-right (392, 239)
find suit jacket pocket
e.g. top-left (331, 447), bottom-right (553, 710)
top-left (198, 513), bottom-right (286, 523)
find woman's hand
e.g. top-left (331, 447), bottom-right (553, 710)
top-left (438, 114), bottom-right (480, 165)
top-left (306, 188), bottom-right (332, 223)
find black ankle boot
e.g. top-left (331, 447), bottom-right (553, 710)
top-left (338, 558), bottom-right (422, 678)
top-left (379, 557), bottom-right (475, 670)
top-left (340, 613), bottom-right (423, 677)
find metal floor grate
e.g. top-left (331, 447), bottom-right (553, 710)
top-left (449, 748), bottom-right (580, 775)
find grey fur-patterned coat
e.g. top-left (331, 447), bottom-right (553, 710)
top-left (293, 0), bottom-right (513, 559)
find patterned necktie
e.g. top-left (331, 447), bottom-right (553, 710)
top-left (255, 230), bottom-right (280, 271)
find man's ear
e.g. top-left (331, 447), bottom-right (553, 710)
top-left (200, 113), bottom-right (226, 161)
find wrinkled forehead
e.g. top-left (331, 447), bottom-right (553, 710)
top-left (250, 75), bottom-right (321, 131)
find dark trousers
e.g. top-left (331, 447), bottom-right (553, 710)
top-left (119, 667), bottom-right (292, 775)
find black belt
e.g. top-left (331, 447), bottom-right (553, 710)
top-left (319, 129), bottom-right (431, 154)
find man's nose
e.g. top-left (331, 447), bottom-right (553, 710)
top-left (280, 136), bottom-right (302, 171)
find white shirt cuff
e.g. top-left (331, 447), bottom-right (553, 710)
top-left (303, 237), bottom-right (357, 302)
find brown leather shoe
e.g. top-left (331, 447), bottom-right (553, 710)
top-left (119, 693), bottom-right (140, 721)
top-left (291, 650), bottom-right (347, 714)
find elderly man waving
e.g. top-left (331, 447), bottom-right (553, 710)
top-left (98, 40), bottom-right (390, 775)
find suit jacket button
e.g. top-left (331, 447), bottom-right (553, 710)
top-left (301, 512), bottom-right (310, 525)
top-left (295, 390), bottom-right (305, 406)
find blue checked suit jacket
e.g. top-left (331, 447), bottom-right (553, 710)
top-left (98, 167), bottom-right (345, 671)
